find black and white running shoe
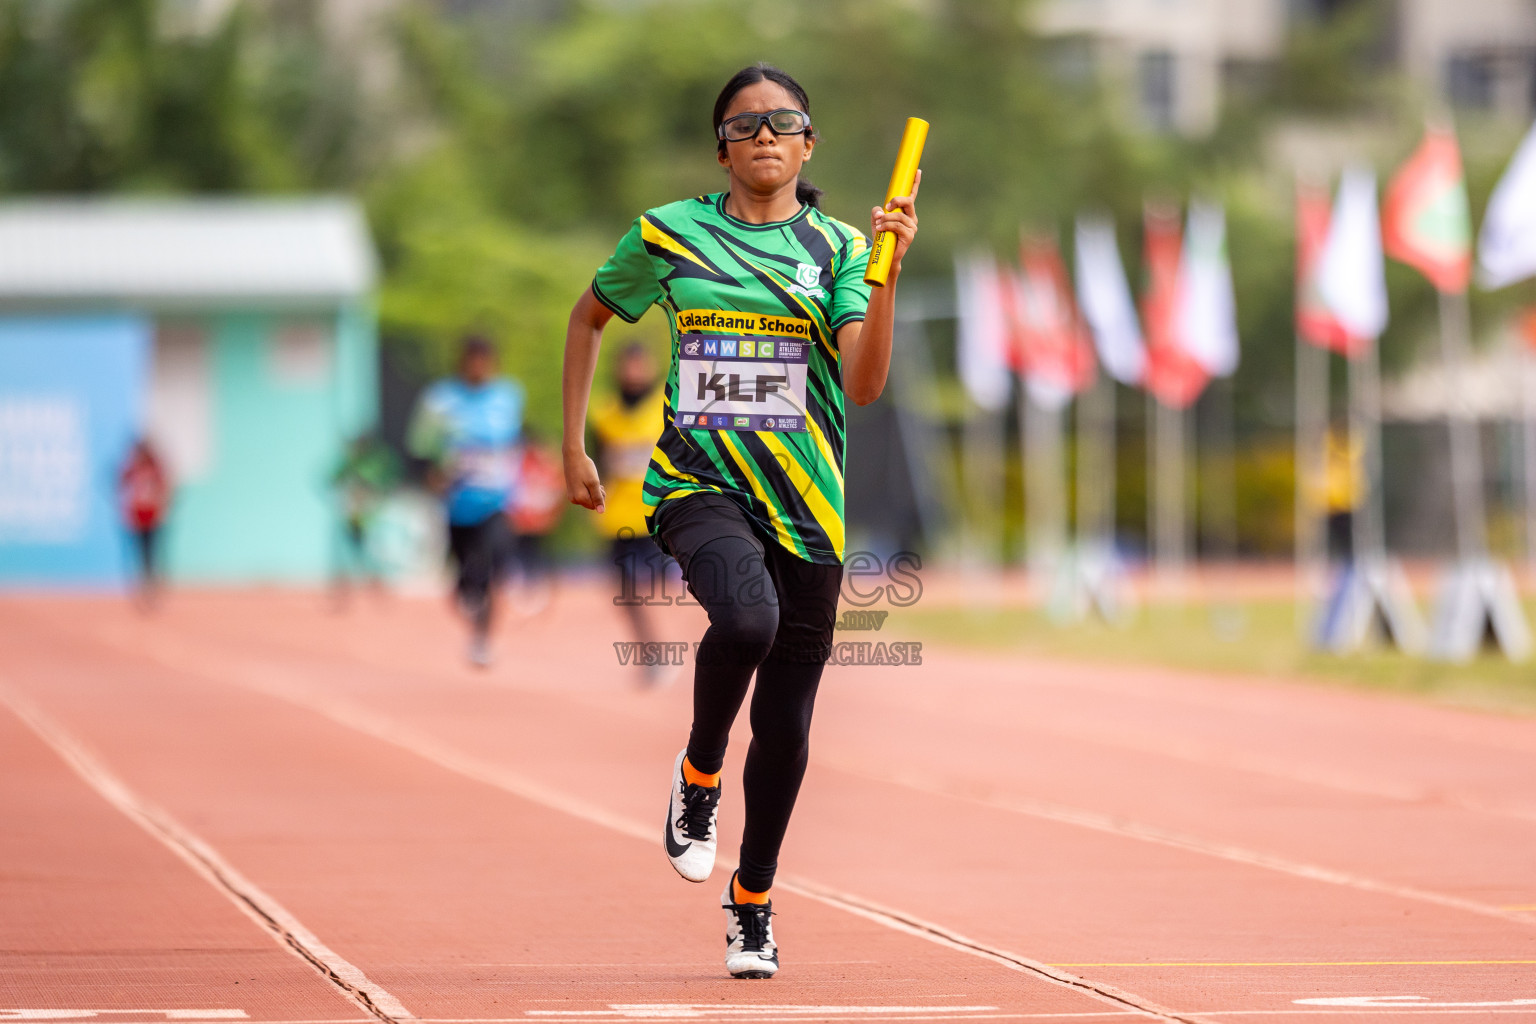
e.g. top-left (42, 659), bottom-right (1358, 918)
top-left (664, 749), bottom-right (720, 882)
top-left (721, 873), bottom-right (779, 979)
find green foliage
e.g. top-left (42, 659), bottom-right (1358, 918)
top-left (384, 0), bottom-right (1163, 271)
top-left (368, 156), bottom-right (623, 436)
top-left (1269, 0), bottom-right (1394, 114)
top-left (0, 0), bottom-right (364, 192)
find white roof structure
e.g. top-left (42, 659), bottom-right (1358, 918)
top-left (1382, 329), bottom-right (1536, 421)
top-left (0, 198), bottom-right (376, 305)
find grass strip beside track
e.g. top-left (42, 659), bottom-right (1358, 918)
top-left (893, 599), bottom-right (1536, 715)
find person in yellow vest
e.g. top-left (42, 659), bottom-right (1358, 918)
top-left (1321, 420), bottom-right (1364, 564)
top-left (591, 341), bottom-right (672, 686)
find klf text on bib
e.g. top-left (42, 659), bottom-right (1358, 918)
top-left (675, 334), bottom-right (810, 433)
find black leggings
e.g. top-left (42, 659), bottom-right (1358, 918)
top-left (655, 491), bottom-right (842, 892)
top-left (132, 526), bottom-right (160, 586)
top-left (447, 514), bottom-right (509, 632)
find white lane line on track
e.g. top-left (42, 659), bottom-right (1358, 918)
top-left (1192, 1012), bottom-right (1536, 1018)
top-left (127, 650), bottom-right (1205, 1024)
top-left (523, 1016), bottom-right (1133, 1022)
top-left (0, 685), bottom-right (415, 1024)
top-left (970, 716), bottom-right (1536, 825)
top-left (74, 632), bottom-right (1536, 1024)
top-left (0, 1014), bottom-right (252, 1020)
top-left (431, 1015), bottom-right (1138, 1022)
top-left (823, 760), bottom-right (1536, 930)
top-left (91, 626), bottom-right (1536, 1020)
top-left (494, 666), bottom-right (1536, 831)
top-left (522, 1013), bottom-right (1001, 1019)
top-left (432, 1017), bottom-right (1136, 1023)
top-left (1296, 998), bottom-right (1536, 1008)
top-left (415, 1016), bottom-right (1136, 1021)
top-left (125, 617), bottom-right (1536, 938)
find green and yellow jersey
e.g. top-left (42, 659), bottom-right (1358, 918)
top-left (592, 192), bottom-right (871, 565)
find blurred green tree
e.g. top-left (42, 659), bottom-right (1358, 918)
top-left (0, 0), bottom-right (365, 192)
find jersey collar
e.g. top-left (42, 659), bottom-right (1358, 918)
top-left (715, 192), bottom-right (810, 230)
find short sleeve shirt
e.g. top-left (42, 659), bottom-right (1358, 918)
top-left (407, 378), bottom-right (524, 526)
top-left (591, 192), bottom-right (871, 564)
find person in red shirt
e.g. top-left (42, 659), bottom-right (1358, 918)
top-left (505, 429), bottom-right (564, 617)
top-left (118, 438), bottom-right (172, 607)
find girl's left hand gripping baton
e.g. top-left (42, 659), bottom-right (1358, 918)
top-left (864, 117), bottom-right (929, 287)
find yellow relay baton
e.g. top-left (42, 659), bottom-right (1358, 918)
top-left (864, 117), bottom-right (929, 287)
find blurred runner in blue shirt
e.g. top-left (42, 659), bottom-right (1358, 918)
top-left (408, 335), bottom-right (524, 667)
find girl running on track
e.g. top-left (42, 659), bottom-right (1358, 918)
top-left (561, 63), bottom-right (919, 979)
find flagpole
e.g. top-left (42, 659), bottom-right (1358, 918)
top-left (1146, 391), bottom-right (1158, 596)
top-left (1096, 375), bottom-right (1118, 549)
top-left (1438, 287), bottom-right (1488, 563)
top-left (1205, 375), bottom-right (1238, 604)
top-left (1153, 396), bottom-right (1187, 601)
top-left (1024, 388), bottom-right (1066, 598)
top-left (1295, 334), bottom-right (1328, 638)
top-left (1076, 373), bottom-right (1114, 547)
top-left (990, 400), bottom-right (1007, 572)
top-left (1350, 336), bottom-right (1386, 566)
top-left (964, 400), bottom-right (1007, 572)
top-left (1067, 371), bottom-right (1118, 622)
top-left (1021, 385), bottom-right (1038, 584)
top-left (1524, 338), bottom-right (1536, 574)
top-left (1185, 396), bottom-right (1198, 601)
top-left (962, 401), bottom-right (981, 568)
top-left (1068, 373), bottom-right (1094, 623)
top-left (1423, 285), bottom-right (1532, 662)
top-left (1098, 376), bottom-right (1121, 618)
top-left (1075, 375), bottom-right (1095, 549)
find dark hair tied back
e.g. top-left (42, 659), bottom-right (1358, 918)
top-left (712, 62), bottom-right (823, 210)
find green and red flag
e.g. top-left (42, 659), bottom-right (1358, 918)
top-left (1383, 125), bottom-right (1473, 294)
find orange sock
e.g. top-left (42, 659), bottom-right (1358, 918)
top-left (682, 756), bottom-right (721, 788)
top-left (732, 874), bottom-right (770, 905)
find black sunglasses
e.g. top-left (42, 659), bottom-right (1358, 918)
top-left (717, 108), bottom-right (812, 143)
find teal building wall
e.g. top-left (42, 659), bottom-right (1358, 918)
top-left (162, 303), bottom-right (378, 583)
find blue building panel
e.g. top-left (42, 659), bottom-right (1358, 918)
top-left (0, 315), bottom-right (152, 587)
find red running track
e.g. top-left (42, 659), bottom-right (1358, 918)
top-left (2, 588), bottom-right (1535, 1024)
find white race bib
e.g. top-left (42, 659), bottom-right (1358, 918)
top-left (674, 334), bottom-right (810, 433)
top-left (452, 447), bottom-right (514, 489)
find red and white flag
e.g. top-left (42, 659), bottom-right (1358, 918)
top-left (1004, 235), bottom-right (1095, 409)
top-left (1479, 118), bottom-right (1536, 290)
top-left (1174, 200), bottom-right (1239, 379)
top-left (1141, 203), bottom-right (1208, 409)
top-left (1317, 165), bottom-right (1390, 346)
top-left (954, 251), bottom-right (1012, 412)
top-left (1074, 215), bottom-right (1147, 386)
top-left (1296, 181), bottom-right (1362, 356)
